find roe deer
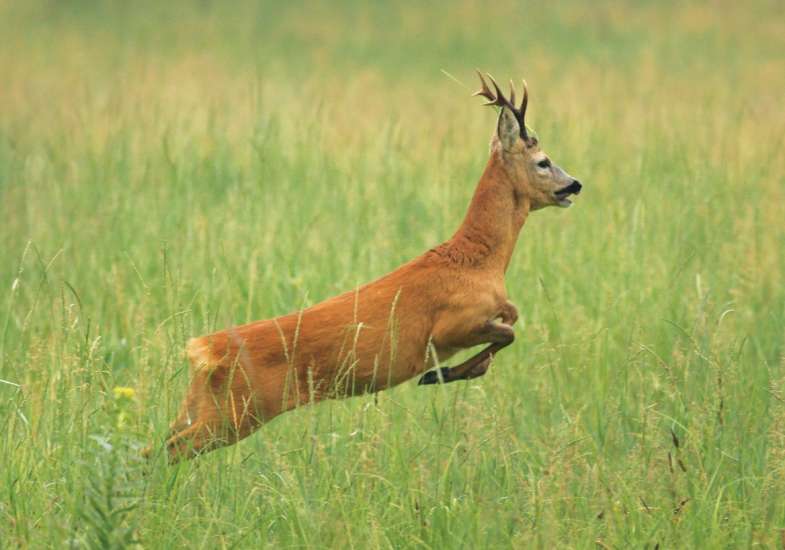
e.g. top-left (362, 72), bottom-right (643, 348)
top-left (149, 72), bottom-right (583, 462)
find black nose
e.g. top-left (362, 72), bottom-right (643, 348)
top-left (567, 179), bottom-right (582, 194)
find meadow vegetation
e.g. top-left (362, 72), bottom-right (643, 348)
top-left (1, 0), bottom-right (784, 547)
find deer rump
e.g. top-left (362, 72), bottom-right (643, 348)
top-left (163, 261), bottom-right (444, 460)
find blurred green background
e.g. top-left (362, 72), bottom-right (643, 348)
top-left (1, 1), bottom-right (784, 547)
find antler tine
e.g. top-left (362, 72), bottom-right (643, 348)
top-left (519, 79), bottom-right (529, 118)
top-left (519, 78), bottom-right (530, 139)
top-left (508, 79), bottom-right (516, 108)
top-left (486, 73), bottom-right (510, 109)
top-left (473, 69), bottom-right (497, 105)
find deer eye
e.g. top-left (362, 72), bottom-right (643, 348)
top-left (537, 159), bottom-right (551, 169)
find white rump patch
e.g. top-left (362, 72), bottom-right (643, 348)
top-left (186, 337), bottom-right (214, 371)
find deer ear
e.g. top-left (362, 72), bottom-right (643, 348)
top-left (496, 107), bottom-right (520, 150)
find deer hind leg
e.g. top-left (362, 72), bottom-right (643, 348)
top-left (150, 362), bottom-right (265, 463)
top-left (419, 300), bottom-right (518, 385)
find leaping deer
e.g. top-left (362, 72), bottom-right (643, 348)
top-left (148, 72), bottom-right (583, 462)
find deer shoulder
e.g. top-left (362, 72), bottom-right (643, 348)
top-left (429, 268), bottom-right (518, 352)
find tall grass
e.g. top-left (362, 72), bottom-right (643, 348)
top-left (1, 0), bottom-right (784, 547)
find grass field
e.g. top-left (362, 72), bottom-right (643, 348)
top-left (2, 0), bottom-right (785, 547)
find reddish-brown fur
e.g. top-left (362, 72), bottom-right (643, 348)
top-left (150, 74), bottom-right (582, 461)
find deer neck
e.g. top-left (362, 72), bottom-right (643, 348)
top-left (448, 152), bottom-right (530, 272)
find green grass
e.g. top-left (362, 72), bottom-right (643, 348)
top-left (2, 0), bottom-right (785, 547)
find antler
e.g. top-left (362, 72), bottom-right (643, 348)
top-left (473, 70), bottom-right (529, 140)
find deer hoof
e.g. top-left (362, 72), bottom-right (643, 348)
top-left (418, 367), bottom-right (452, 385)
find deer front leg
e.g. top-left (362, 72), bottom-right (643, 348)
top-left (419, 301), bottom-right (518, 385)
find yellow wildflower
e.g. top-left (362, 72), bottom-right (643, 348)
top-left (113, 386), bottom-right (136, 400)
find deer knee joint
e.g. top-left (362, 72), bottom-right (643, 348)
top-left (496, 323), bottom-right (515, 345)
top-left (482, 318), bottom-right (515, 345)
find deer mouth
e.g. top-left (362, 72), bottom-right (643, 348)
top-left (554, 180), bottom-right (582, 207)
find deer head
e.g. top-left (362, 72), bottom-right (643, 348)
top-left (475, 71), bottom-right (582, 210)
